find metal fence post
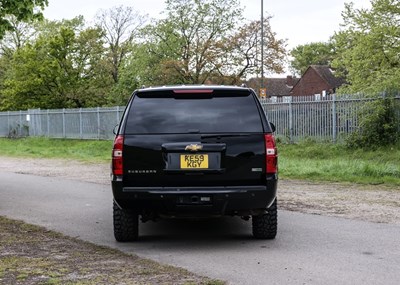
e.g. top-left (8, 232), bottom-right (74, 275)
top-left (97, 107), bottom-right (101, 140)
top-left (34, 109), bottom-right (37, 137)
top-left (19, 110), bottom-right (22, 137)
top-left (31, 109), bottom-right (37, 137)
top-left (47, 109), bottom-right (50, 137)
top-left (28, 109), bottom-right (34, 137)
top-left (79, 108), bottom-right (83, 139)
top-left (288, 97), bottom-right (293, 143)
top-left (62, 108), bottom-right (66, 138)
top-left (332, 94), bottom-right (337, 143)
top-left (7, 111), bottom-right (10, 136)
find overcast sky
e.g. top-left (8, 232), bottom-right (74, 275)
top-left (44, 0), bottom-right (371, 50)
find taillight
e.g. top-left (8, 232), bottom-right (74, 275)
top-left (112, 135), bottom-right (124, 176)
top-left (265, 134), bottom-right (278, 174)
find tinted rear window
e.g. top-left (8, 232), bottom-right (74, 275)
top-left (125, 90), bottom-right (264, 134)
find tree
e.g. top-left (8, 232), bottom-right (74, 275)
top-left (110, 41), bottom-right (167, 105)
top-left (144, 0), bottom-right (243, 84)
top-left (332, 0), bottom-right (400, 93)
top-left (95, 6), bottom-right (147, 84)
top-left (332, 0), bottom-right (400, 148)
top-left (1, 18), bottom-right (113, 110)
top-left (0, 16), bottom-right (37, 57)
top-left (290, 41), bottom-right (335, 76)
top-left (0, 0), bottom-right (48, 39)
top-left (0, 16), bottom-right (36, 110)
top-left (141, 0), bottom-right (286, 85)
top-left (216, 17), bottom-right (286, 84)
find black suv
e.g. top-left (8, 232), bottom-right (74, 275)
top-left (112, 85), bottom-right (278, 241)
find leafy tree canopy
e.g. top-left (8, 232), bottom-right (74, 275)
top-left (139, 0), bottom-right (286, 85)
top-left (332, 0), bottom-right (400, 94)
top-left (290, 41), bottom-right (335, 76)
top-left (0, 1), bottom-right (287, 109)
top-left (0, 0), bottom-right (48, 39)
top-left (95, 6), bottom-right (147, 84)
top-left (1, 17), bottom-right (113, 110)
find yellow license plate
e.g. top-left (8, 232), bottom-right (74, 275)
top-left (180, 154), bottom-right (209, 169)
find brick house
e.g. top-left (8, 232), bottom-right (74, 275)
top-left (290, 65), bottom-right (345, 96)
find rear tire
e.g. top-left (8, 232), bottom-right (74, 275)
top-left (113, 201), bottom-right (139, 242)
top-left (252, 199), bottom-right (277, 239)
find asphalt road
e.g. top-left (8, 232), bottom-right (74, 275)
top-left (0, 171), bottom-right (399, 285)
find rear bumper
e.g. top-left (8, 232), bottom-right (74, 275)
top-left (112, 179), bottom-right (278, 217)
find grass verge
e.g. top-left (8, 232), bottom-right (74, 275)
top-left (1, 137), bottom-right (399, 186)
top-left (278, 141), bottom-right (400, 186)
top-left (0, 137), bottom-right (111, 163)
top-left (0, 216), bottom-right (224, 285)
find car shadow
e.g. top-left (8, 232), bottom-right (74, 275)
top-left (129, 216), bottom-right (278, 250)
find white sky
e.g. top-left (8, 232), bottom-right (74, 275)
top-left (44, 0), bottom-right (371, 50)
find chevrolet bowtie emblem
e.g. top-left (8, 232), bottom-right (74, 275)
top-left (185, 144), bottom-right (203, 152)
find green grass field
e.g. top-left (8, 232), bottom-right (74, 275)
top-left (0, 137), bottom-right (399, 186)
top-left (0, 137), bottom-right (112, 163)
top-left (278, 141), bottom-right (400, 185)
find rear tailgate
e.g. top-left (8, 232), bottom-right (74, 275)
top-left (122, 133), bottom-right (266, 187)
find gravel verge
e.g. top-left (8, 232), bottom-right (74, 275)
top-left (0, 216), bottom-right (223, 285)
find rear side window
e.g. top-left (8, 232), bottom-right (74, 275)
top-left (125, 90), bottom-right (264, 134)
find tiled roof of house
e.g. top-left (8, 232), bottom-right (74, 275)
top-left (310, 65), bottom-right (346, 88)
top-left (246, 76), bottom-right (299, 97)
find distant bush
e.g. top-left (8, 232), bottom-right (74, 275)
top-left (346, 92), bottom-right (400, 149)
